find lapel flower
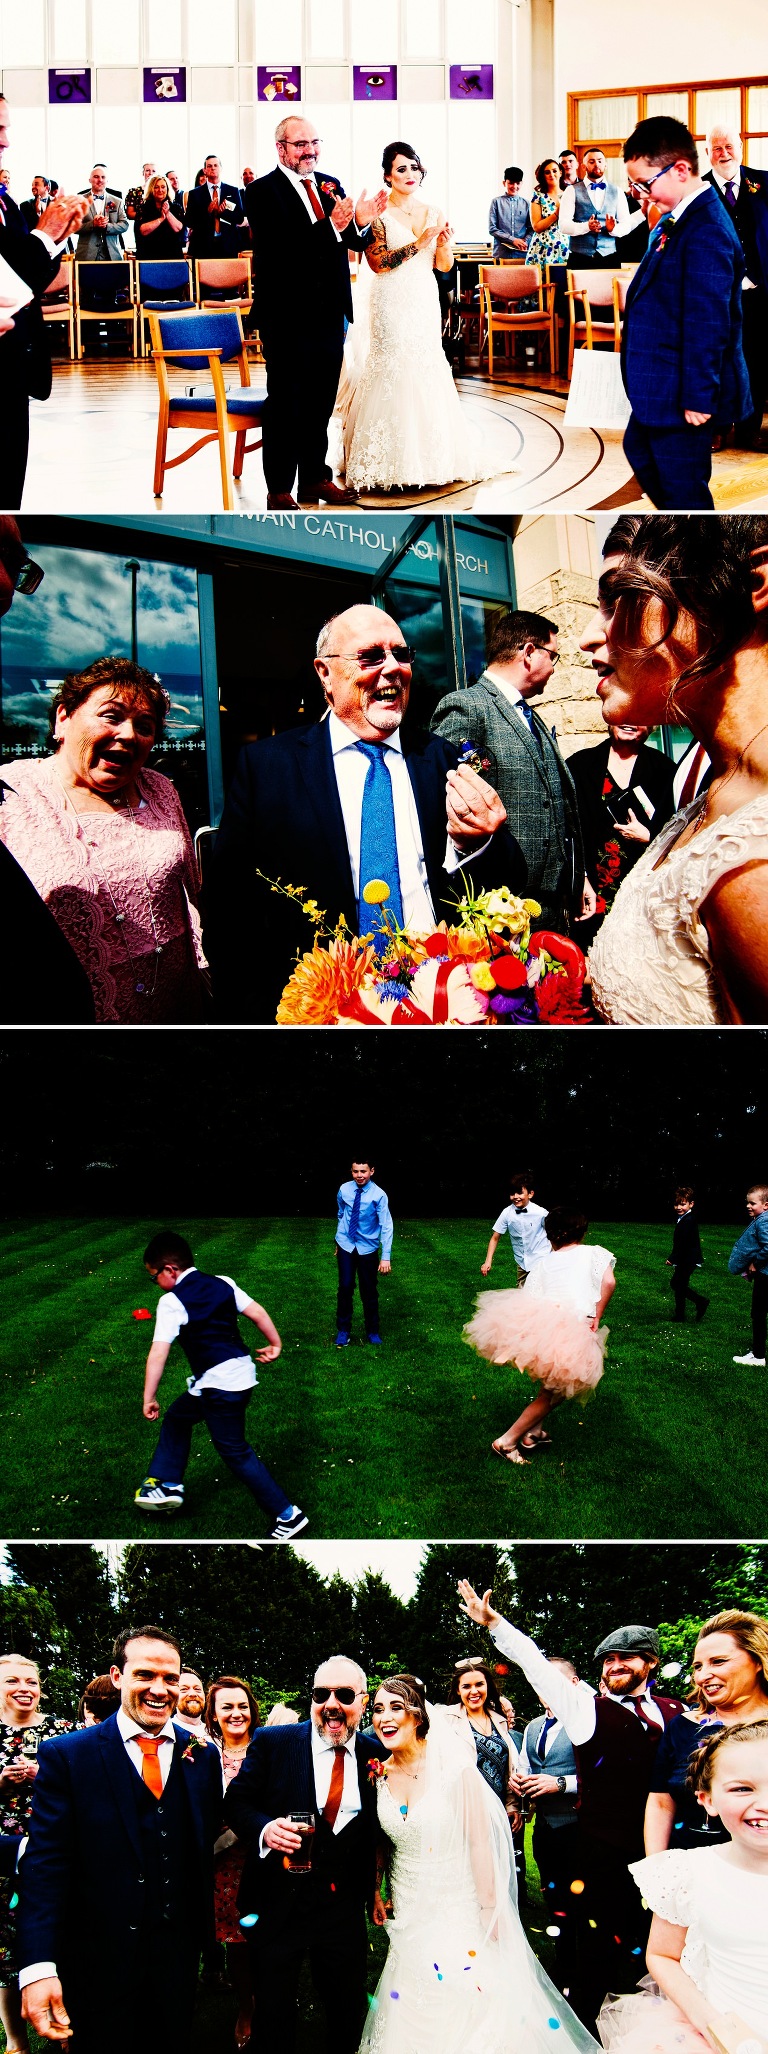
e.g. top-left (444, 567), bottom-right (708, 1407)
top-left (181, 1731), bottom-right (210, 1762)
top-left (367, 1758), bottom-right (388, 1783)
top-left (319, 180), bottom-right (336, 196)
top-left (746, 179), bottom-right (761, 196)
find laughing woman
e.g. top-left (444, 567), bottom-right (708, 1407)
top-left (582, 515), bottom-right (768, 1023)
top-left (0, 658), bottom-right (207, 1023)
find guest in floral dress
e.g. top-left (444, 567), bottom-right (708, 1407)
top-left (206, 1675), bottom-right (260, 2050)
top-left (0, 1655), bottom-right (72, 2054)
top-left (524, 159), bottom-right (571, 334)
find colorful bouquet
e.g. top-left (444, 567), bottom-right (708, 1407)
top-left (266, 874), bottom-right (589, 1027)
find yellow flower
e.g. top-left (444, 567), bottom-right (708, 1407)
top-left (362, 879), bottom-right (391, 905)
top-left (276, 937), bottom-right (375, 1026)
top-left (523, 899), bottom-right (542, 918)
top-left (468, 962), bottom-right (497, 991)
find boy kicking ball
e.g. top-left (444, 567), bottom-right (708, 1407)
top-left (134, 1230), bottom-right (307, 1539)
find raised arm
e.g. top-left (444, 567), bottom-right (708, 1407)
top-left (457, 1582), bottom-right (597, 1746)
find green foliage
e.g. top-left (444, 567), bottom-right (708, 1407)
top-left (1, 1216), bottom-right (765, 1538)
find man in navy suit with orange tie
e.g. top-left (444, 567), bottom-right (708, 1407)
top-left (17, 1626), bottom-right (223, 2054)
top-left (621, 116), bottom-right (751, 508)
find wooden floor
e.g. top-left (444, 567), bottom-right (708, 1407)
top-left (23, 355), bottom-right (768, 515)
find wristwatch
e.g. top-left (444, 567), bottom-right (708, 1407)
top-left (555, 1775), bottom-right (567, 1794)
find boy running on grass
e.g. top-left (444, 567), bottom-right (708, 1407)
top-left (481, 1171), bottom-right (550, 1287)
top-left (728, 1184), bottom-right (768, 1368)
top-left (134, 1230), bottom-right (307, 1538)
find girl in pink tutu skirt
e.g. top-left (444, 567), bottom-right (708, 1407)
top-left (464, 1206), bottom-right (616, 1465)
top-left (598, 1720), bottom-right (768, 2054)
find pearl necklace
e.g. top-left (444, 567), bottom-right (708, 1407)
top-left (56, 775), bottom-right (164, 999)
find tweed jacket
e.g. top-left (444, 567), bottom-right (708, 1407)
top-left (430, 671), bottom-right (583, 926)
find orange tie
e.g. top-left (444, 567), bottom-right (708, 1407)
top-left (302, 177), bottom-right (327, 223)
top-left (136, 1733), bottom-right (164, 1798)
top-left (323, 1748), bottom-right (346, 1828)
top-left (212, 185), bottom-right (221, 235)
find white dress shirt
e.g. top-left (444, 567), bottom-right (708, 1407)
top-left (152, 1265), bottom-right (256, 1395)
top-left (259, 1724), bottom-right (362, 1857)
top-left (328, 712), bottom-right (477, 928)
top-left (559, 183), bottom-right (632, 240)
top-left (490, 1618), bottom-right (667, 1745)
top-left (18, 1709), bottom-right (182, 1990)
top-left (278, 161), bottom-right (341, 242)
top-left (485, 673), bottom-right (546, 738)
top-left (491, 1200), bottom-right (550, 1269)
top-left (519, 1719), bottom-right (578, 1794)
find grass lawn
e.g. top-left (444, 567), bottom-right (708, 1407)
top-left (0, 1215), bottom-right (763, 1540)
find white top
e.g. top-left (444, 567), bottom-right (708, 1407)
top-left (588, 791), bottom-right (768, 1024)
top-left (328, 711), bottom-right (480, 928)
top-left (523, 1243), bottom-right (615, 1320)
top-left (630, 1846), bottom-right (768, 2038)
top-left (559, 182), bottom-right (632, 238)
top-left (153, 1267), bottom-right (256, 1394)
top-left (491, 1200), bottom-right (550, 1268)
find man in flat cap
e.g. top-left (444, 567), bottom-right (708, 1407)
top-left (458, 1583), bottom-right (681, 2035)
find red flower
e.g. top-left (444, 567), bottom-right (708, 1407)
top-left (492, 953), bottom-right (529, 991)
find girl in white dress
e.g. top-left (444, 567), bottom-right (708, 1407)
top-left (360, 1673), bottom-right (598, 2054)
top-left (580, 515), bottom-right (768, 1025)
top-left (464, 1206), bottom-right (616, 1465)
top-left (598, 1720), bottom-right (768, 2053)
top-left (337, 141), bottom-right (496, 492)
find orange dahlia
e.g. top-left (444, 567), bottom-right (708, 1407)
top-left (276, 936), bottom-right (375, 1025)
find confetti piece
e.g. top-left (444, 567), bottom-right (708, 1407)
top-left (468, 1950), bottom-right (476, 1958)
top-left (570, 1880), bottom-right (585, 1894)
top-left (367, 1997), bottom-right (378, 2012)
top-left (546, 1925), bottom-right (561, 1937)
top-left (588, 1920), bottom-right (597, 1929)
top-left (548, 2021), bottom-right (561, 2031)
top-left (9, 1894), bottom-right (18, 1911)
top-left (239, 1913), bottom-right (259, 1928)
top-left (390, 1992), bottom-right (399, 2001)
top-left (631, 1948), bottom-right (643, 1956)
top-left (132, 1308), bottom-right (152, 1319)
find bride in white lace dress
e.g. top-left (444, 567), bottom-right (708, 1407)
top-left (337, 142), bottom-right (496, 492)
top-left (359, 1674), bottom-right (598, 2054)
top-left (579, 515), bottom-right (768, 1024)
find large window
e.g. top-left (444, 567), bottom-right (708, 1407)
top-left (568, 73), bottom-right (768, 180)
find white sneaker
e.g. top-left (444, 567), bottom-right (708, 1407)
top-left (732, 1351), bottom-right (766, 1366)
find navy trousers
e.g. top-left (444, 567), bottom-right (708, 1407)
top-left (623, 414), bottom-right (714, 509)
top-left (335, 1246), bottom-right (380, 1336)
top-left (150, 1387), bottom-right (289, 1517)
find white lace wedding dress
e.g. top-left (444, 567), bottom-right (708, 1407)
top-left (359, 1711), bottom-right (597, 2054)
top-left (337, 205), bottom-right (497, 491)
top-left (588, 791), bottom-right (768, 1024)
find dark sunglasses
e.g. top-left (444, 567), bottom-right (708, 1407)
top-left (311, 1686), bottom-right (361, 1706)
top-left (454, 1658), bottom-right (488, 1674)
top-left (0, 551), bottom-right (44, 596)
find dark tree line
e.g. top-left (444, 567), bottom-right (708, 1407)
top-left (3, 1542), bottom-right (766, 1727)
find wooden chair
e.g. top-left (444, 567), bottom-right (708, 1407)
top-left (565, 268), bottom-right (622, 380)
top-left (41, 256), bottom-right (75, 359)
top-left (135, 259), bottom-right (194, 356)
top-left (148, 305), bottom-right (264, 510)
top-left (74, 260), bottom-right (137, 358)
top-left (195, 255), bottom-right (252, 319)
top-left (478, 264), bottom-right (556, 377)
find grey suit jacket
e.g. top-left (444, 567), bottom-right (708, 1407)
top-left (430, 672), bottom-right (583, 926)
top-left (76, 198), bottom-right (128, 260)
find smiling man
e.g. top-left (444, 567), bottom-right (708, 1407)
top-left (206, 603), bottom-right (525, 1021)
top-left (224, 1654), bottom-right (385, 2054)
top-left (17, 1625), bottom-right (223, 2054)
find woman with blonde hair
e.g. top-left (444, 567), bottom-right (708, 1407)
top-left (0, 1655), bottom-right (71, 2054)
top-left (645, 1609), bottom-right (768, 1852)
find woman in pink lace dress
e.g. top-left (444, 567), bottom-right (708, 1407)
top-left (206, 1676), bottom-right (260, 2052)
top-left (0, 657), bottom-right (207, 1023)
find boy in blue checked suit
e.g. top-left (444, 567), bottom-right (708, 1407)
top-left (621, 116), bottom-right (751, 509)
top-left (335, 1160), bottom-right (393, 1347)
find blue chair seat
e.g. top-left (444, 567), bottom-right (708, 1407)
top-left (143, 296), bottom-right (194, 311)
top-left (168, 392), bottom-right (265, 417)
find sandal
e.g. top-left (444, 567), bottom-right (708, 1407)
top-left (491, 1439), bottom-right (529, 1465)
top-left (519, 1430), bottom-right (553, 1450)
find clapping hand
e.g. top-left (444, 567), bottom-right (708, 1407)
top-left (446, 764), bottom-right (506, 844)
top-left (355, 186), bottom-right (389, 227)
top-left (435, 221), bottom-right (454, 256)
top-left (40, 193), bottom-right (88, 239)
top-left (331, 194), bottom-right (355, 231)
top-left (457, 1580), bottom-right (500, 1630)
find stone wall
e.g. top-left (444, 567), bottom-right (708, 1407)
top-left (512, 514), bottom-right (606, 759)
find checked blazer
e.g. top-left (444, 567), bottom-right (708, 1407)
top-left (430, 671), bottom-right (583, 927)
top-left (621, 185), bottom-right (751, 427)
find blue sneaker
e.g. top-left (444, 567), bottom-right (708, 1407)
top-left (367, 1333), bottom-right (382, 1345)
top-left (335, 1330), bottom-right (351, 1347)
top-left (134, 1477), bottom-right (184, 1512)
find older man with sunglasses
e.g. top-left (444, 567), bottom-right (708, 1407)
top-left (0, 520), bottom-right (94, 1023)
top-left (224, 1655), bottom-right (386, 2054)
top-left (206, 602), bottom-right (526, 1022)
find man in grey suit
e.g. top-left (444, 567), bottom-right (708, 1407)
top-left (75, 164), bottom-right (128, 316)
top-left (430, 610), bottom-right (583, 930)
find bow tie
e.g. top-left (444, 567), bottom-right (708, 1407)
top-left (589, 180), bottom-right (606, 190)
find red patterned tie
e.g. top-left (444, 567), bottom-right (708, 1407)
top-left (302, 177), bottom-right (326, 223)
top-left (323, 1748), bottom-right (345, 1828)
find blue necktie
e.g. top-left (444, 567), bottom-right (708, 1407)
top-left (519, 701), bottom-right (543, 754)
top-left (356, 742), bottom-right (404, 936)
top-left (539, 1713), bottom-right (558, 1752)
top-left (348, 1186), bottom-right (362, 1244)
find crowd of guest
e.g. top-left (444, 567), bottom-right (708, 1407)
top-left (488, 148), bottom-right (649, 268)
top-left (1, 1596), bottom-right (767, 2052)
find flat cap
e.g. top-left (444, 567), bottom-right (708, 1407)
top-left (594, 1624), bottom-right (660, 1661)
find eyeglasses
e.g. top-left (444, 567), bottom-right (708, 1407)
top-left (322, 645), bottom-right (415, 670)
top-left (285, 137), bottom-right (322, 151)
top-left (311, 1686), bottom-right (362, 1706)
top-left (532, 644), bottom-right (559, 665)
top-left (626, 165), bottom-right (669, 198)
top-left (0, 553), bottom-right (44, 596)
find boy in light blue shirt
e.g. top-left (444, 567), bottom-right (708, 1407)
top-left (335, 1159), bottom-right (393, 1348)
top-left (481, 1171), bottom-right (550, 1286)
